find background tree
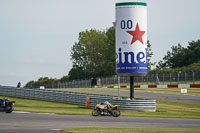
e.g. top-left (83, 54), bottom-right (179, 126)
top-left (60, 75), bottom-right (70, 82)
top-left (68, 65), bottom-right (86, 80)
top-left (25, 77), bottom-right (59, 88)
top-left (157, 40), bottom-right (200, 69)
top-left (102, 26), bottom-right (115, 76)
top-left (157, 44), bottom-right (185, 68)
top-left (147, 40), bottom-right (155, 71)
top-left (184, 40), bottom-right (200, 66)
top-left (69, 27), bottom-right (115, 80)
top-left (25, 81), bottom-right (35, 88)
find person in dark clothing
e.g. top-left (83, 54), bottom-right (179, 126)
top-left (17, 82), bottom-right (21, 88)
top-left (91, 78), bottom-right (97, 87)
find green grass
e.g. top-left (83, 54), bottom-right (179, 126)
top-left (0, 96), bottom-right (92, 115)
top-left (121, 100), bottom-right (200, 119)
top-left (61, 128), bottom-right (200, 133)
top-left (1, 96), bottom-right (200, 119)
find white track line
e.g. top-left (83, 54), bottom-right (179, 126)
top-left (50, 129), bottom-right (61, 131)
top-left (13, 111), bottom-right (54, 115)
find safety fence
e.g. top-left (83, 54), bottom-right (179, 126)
top-left (0, 86), bottom-right (156, 112)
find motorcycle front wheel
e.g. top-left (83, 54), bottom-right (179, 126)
top-left (111, 110), bottom-right (120, 117)
top-left (92, 109), bottom-right (100, 116)
top-left (5, 106), bottom-right (13, 113)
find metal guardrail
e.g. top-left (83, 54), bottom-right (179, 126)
top-left (89, 96), bottom-right (156, 111)
top-left (0, 86), bottom-right (156, 111)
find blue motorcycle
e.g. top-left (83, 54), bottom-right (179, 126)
top-left (0, 98), bottom-right (15, 113)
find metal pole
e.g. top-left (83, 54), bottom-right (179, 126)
top-left (141, 76), bottom-right (143, 85)
top-left (130, 76), bottom-right (134, 99)
top-left (170, 73), bottom-right (171, 84)
top-left (178, 72), bottom-right (179, 83)
top-left (185, 71), bottom-right (187, 83)
top-left (163, 73), bottom-right (164, 84)
top-left (118, 76), bottom-right (120, 97)
top-left (192, 71), bottom-right (195, 84)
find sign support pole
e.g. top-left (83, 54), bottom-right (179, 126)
top-left (130, 76), bottom-right (134, 99)
top-left (118, 76), bottom-right (120, 97)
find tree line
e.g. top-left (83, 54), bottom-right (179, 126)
top-left (151, 40), bottom-right (200, 73)
top-left (25, 27), bottom-right (200, 88)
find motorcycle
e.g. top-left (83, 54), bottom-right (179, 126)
top-left (0, 98), bottom-right (15, 113)
top-left (92, 102), bottom-right (120, 117)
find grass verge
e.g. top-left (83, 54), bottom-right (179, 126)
top-left (121, 100), bottom-right (200, 118)
top-left (61, 127), bottom-right (200, 133)
top-left (0, 96), bottom-right (92, 115)
top-left (1, 96), bottom-right (200, 119)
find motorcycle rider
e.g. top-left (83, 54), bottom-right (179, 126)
top-left (97, 101), bottom-right (112, 115)
top-left (102, 101), bottom-right (112, 115)
top-left (104, 101), bottom-right (112, 108)
top-left (2, 97), bottom-right (8, 106)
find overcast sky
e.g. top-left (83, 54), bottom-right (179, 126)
top-left (0, 0), bottom-right (200, 86)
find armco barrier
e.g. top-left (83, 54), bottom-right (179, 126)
top-left (0, 86), bottom-right (156, 112)
top-left (89, 96), bottom-right (156, 112)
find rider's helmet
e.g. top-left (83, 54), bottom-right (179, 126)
top-left (105, 101), bottom-right (111, 106)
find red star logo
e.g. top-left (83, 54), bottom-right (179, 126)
top-left (126, 23), bottom-right (146, 45)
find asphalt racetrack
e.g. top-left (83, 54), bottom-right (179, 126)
top-left (1, 112), bottom-right (200, 133)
